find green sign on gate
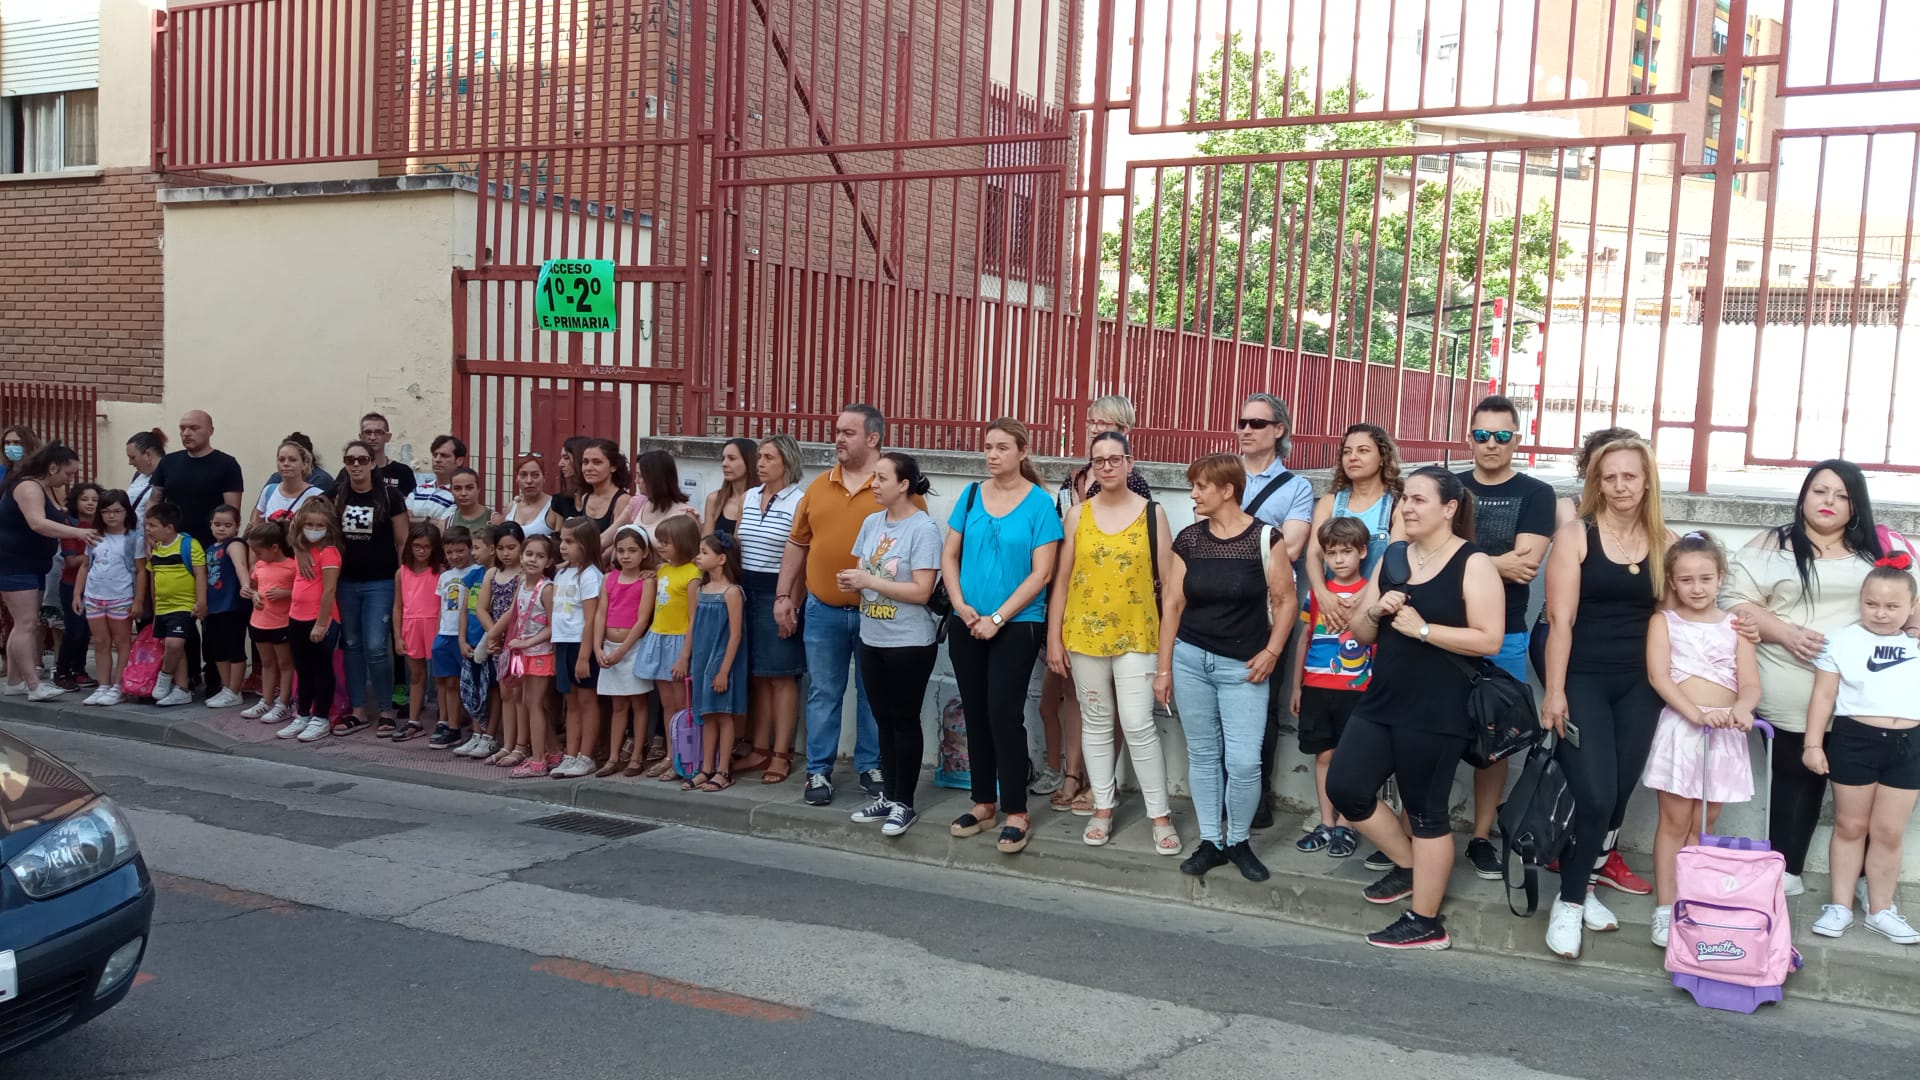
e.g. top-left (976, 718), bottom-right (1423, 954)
top-left (535, 259), bottom-right (617, 332)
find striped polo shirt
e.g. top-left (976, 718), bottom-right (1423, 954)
top-left (736, 483), bottom-right (804, 575)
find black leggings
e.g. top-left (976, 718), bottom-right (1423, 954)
top-left (1768, 726), bottom-right (1828, 876)
top-left (1326, 713), bottom-right (1468, 840)
top-left (946, 618), bottom-right (1043, 816)
top-left (1258, 621), bottom-right (1307, 799)
top-left (289, 619), bottom-right (339, 718)
top-left (859, 642), bottom-right (939, 807)
top-left (1555, 670), bottom-right (1661, 902)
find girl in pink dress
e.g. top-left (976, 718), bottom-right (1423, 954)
top-left (1643, 531), bottom-right (1762, 947)
top-left (393, 523), bottom-right (447, 743)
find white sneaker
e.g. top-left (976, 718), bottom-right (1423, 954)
top-left (94, 687), bottom-right (122, 707)
top-left (566, 754), bottom-right (596, 777)
top-left (463, 734), bottom-right (498, 759)
top-left (1651, 905), bottom-right (1672, 949)
top-left (1864, 906), bottom-right (1920, 945)
top-left (156, 687), bottom-right (194, 707)
top-left (550, 755), bottom-right (586, 778)
top-left (276, 715), bottom-right (310, 739)
top-left (152, 675), bottom-right (174, 697)
top-left (204, 688), bottom-right (242, 709)
top-left (240, 698), bottom-right (272, 719)
top-left (451, 733), bottom-right (481, 756)
top-left (1813, 903), bottom-right (1855, 938)
top-left (1583, 890), bottom-right (1619, 932)
top-left (296, 717), bottom-right (331, 742)
top-left (1547, 901), bottom-right (1584, 958)
top-left (82, 687), bottom-right (109, 706)
top-left (261, 703), bottom-right (290, 724)
top-left (26, 683), bottom-right (68, 703)
top-left (1, 681), bottom-right (28, 697)
top-left (1782, 872), bottom-right (1806, 897)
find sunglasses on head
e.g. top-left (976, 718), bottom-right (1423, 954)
top-left (1236, 417), bottom-right (1276, 431)
top-left (1471, 429), bottom-right (1517, 445)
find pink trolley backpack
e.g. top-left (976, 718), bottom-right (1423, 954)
top-left (1664, 718), bottom-right (1803, 1012)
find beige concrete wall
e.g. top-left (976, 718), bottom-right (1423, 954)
top-left (155, 189), bottom-right (459, 487)
top-left (96, 0), bottom-right (152, 169)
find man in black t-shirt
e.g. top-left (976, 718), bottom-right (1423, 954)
top-left (150, 410), bottom-right (245, 699)
top-left (349, 411), bottom-right (417, 499)
top-left (1455, 394), bottom-right (1556, 879)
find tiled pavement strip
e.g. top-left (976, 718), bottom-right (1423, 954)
top-left (2, 694), bottom-right (1914, 1016)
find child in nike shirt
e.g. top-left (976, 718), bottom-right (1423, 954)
top-left (1804, 565), bottom-right (1920, 945)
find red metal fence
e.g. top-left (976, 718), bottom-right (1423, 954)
top-left (154, 1), bottom-right (1920, 492)
top-left (0, 382), bottom-right (99, 479)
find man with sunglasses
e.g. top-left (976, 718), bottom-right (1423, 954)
top-left (1455, 394), bottom-right (1557, 878)
top-left (1237, 393), bottom-right (1316, 829)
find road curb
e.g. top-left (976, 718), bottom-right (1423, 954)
top-left (5, 698), bottom-right (1914, 1015)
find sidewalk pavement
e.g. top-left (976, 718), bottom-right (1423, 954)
top-left (3, 694), bottom-right (1915, 1016)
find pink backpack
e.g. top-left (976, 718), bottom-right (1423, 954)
top-left (119, 627), bottom-right (165, 699)
top-left (1664, 720), bottom-right (1802, 1012)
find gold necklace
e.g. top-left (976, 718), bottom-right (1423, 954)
top-left (1599, 517), bottom-right (1646, 575)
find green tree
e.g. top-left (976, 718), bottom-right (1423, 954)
top-left (1099, 38), bottom-right (1567, 375)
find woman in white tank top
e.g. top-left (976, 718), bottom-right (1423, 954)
top-left (504, 455), bottom-right (561, 536)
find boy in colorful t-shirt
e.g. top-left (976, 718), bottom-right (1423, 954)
top-left (143, 502), bottom-right (207, 707)
top-left (1290, 515), bottom-right (1375, 858)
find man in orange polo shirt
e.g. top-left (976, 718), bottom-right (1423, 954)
top-left (777, 404), bottom-right (924, 807)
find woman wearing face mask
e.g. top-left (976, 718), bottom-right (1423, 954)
top-left (0, 424), bottom-right (38, 488)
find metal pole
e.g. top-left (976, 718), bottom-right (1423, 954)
top-left (1688, 0), bottom-right (1752, 493)
top-left (1071, 0), bottom-right (1118, 458)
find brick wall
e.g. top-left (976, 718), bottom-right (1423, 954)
top-left (0, 168), bottom-right (165, 403)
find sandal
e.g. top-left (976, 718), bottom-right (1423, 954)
top-left (950, 811), bottom-right (997, 838)
top-left (375, 718), bottom-right (397, 738)
top-left (1152, 820), bottom-right (1183, 857)
top-left (494, 750), bottom-right (527, 768)
top-left (390, 720), bottom-right (424, 744)
top-left (997, 819), bottom-right (1032, 854)
top-left (761, 750), bottom-right (793, 785)
top-left (621, 760), bottom-right (647, 778)
top-left (732, 744), bottom-right (773, 774)
top-left (680, 771), bottom-right (712, 791)
top-left (644, 754), bottom-right (676, 778)
top-left (331, 716), bottom-right (370, 737)
top-left (1083, 813), bottom-right (1115, 847)
top-left (1327, 825), bottom-right (1360, 859)
top-left (1050, 772), bottom-right (1087, 813)
top-left (1297, 824), bottom-right (1334, 853)
top-left (699, 772), bottom-right (734, 792)
top-left (594, 759), bottom-right (626, 779)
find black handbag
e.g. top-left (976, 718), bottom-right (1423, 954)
top-left (1496, 732), bottom-right (1577, 916)
top-left (1379, 542), bottom-right (1542, 769)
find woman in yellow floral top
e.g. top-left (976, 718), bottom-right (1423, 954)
top-left (1047, 431), bottom-right (1179, 854)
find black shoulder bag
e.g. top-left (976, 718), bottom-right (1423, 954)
top-left (1379, 542), bottom-right (1542, 770)
top-left (1242, 469), bottom-right (1296, 519)
top-left (926, 484), bottom-right (975, 643)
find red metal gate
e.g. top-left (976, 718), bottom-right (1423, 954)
top-left (155, 1), bottom-right (1920, 490)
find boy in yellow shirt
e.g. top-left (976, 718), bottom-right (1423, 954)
top-left (144, 502), bottom-right (207, 707)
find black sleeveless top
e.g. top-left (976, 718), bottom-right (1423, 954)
top-left (714, 513), bottom-right (738, 538)
top-left (572, 490), bottom-right (624, 534)
top-left (1569, 523), bottom-right (1656, 673)
top-left (0, 480), bottom-right (58, 578)
top-left (1353, 541), bottom-right (1482, 736)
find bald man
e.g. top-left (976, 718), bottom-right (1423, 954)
top-left (151, 411), bottom-right (245, 543)
top-left (151, 410), bottom-right (245, 701)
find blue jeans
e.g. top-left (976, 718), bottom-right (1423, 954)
top-left (802, 596), bottom-right (880, 777)
top-left (1173, 640), bottom-right (1268, 845)
top-left (336, 577), bottom-right (395, 712)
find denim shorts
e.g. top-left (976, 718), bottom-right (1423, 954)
top-left (0, 571), bottom-right (45, 593)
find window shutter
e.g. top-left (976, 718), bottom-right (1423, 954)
top-left (1, 0), bottom-right (101, 98)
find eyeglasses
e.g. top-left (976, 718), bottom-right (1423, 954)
top-left (360, 429), bottom-right (387, 439)
top-left (343, 455), bottom-right (372, 465)
top-left (1087, 419), bottom-right (1122, 431)
top-left (1089, 455), bottom-right (1129, 470)
top-left (1470, 429), bottom-right (1517, 445)
top-left (1236, 417), bottom-right (1276, 431)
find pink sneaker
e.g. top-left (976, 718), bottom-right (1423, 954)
top-left (510, 757), bottom-right (551, 779)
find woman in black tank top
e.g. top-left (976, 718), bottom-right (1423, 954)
top-left (1538, 437), bottom-right (1672, 960)
top-left (574, 439), bottom-right (633, 557)
top-left (1325, 468), bottom-right (1505, 951)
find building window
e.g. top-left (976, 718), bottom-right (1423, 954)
top-left (0, 90), bottom-right (98, 174)
top-left (1735, 259), bottom-right (1755, 275)
top-left (1645, 250), bottom-right (1667, 267)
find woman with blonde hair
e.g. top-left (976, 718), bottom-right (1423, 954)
top-left (1538, 436), bottom-right (1675, 960)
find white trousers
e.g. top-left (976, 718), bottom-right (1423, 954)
top-left (1068, 650), bottom-right (1170, 818)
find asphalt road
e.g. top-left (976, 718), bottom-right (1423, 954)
top-left (7, 724), bottom-right (1918, 1080)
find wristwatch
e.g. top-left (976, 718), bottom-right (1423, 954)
top-left (990, 612), bottom-right (1005, 627)
top-left (1418, 623), bottom-right (1431, 642)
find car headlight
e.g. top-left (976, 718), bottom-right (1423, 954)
top-left (8, 798), bottom-right (140, 900)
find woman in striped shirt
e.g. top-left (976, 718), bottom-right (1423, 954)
top-left (733, 433), bottom-right (807, 783)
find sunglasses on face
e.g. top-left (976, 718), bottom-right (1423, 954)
top-left (344, 455), bottom-right (372, 465)
top-left (1471, 429), bottom-right (1517, 445)
top-left (1236, 417), bottom-right (1276, 431)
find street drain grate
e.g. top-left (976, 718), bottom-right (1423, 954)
top-left (523, 812), bottom-right (659, 839)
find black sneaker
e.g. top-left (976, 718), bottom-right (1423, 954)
top-left (859, 768), bottom-right (885, 798)
top-left (1363, 865), bottom-right (1416, 905)
top-left (804, 773), bottom-right (833, 806)
top-left (1465, 837), bottom-right (1504, 880)
top-left (1225, 841), bottom-right (1271, 882)
top-left (428, 722), bottom-right (457, 748)
top-left (1179, 840), bottom-right (1230, 878)
top-left (1366, 910), bottom-right (1451, 951)
top-left (1251, 792), bottom-right (1275, 831)
top-left (1363, 848), bottom-right (1395, 871)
